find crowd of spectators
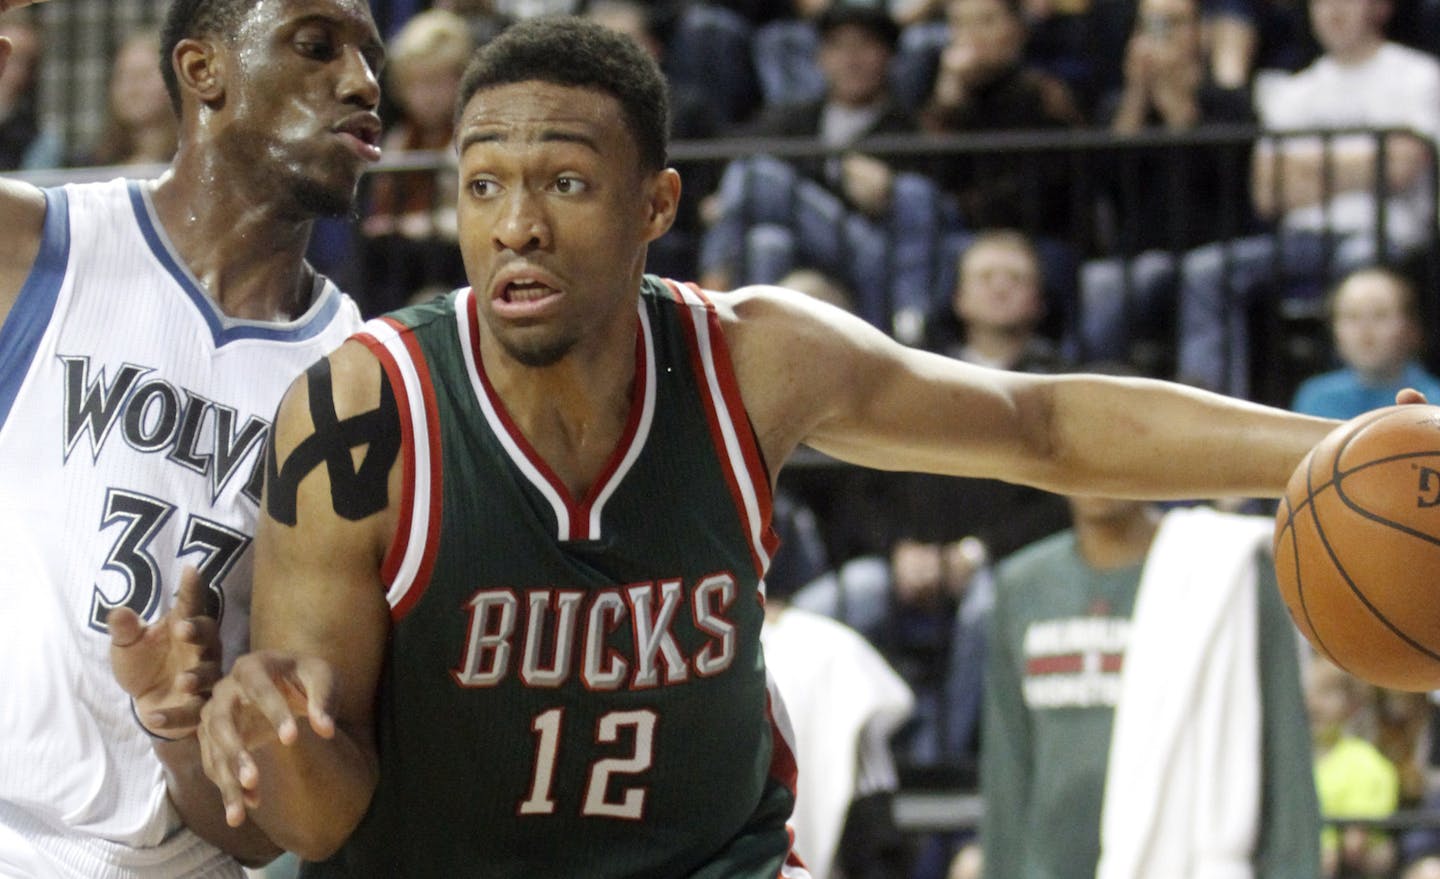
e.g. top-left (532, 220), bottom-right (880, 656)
top-left (9, 2), bottom-right (1440, 878)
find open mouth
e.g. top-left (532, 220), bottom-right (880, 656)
top-left (500, 279), bottom-right (559, 303)
top-left (335, 114), bottom-right (383, 160)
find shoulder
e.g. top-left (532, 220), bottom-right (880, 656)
top-left (1017, 67), bottom-right (1083, 125)
top-left (1291, 369), bottom-right (1348, 409)
top-left (274, 339), bottom-right (386, 442)
top-left (0, 177), bottom-right (51, 325)
top-left (1377, 41), bottom-right (1440, 74)
top-left (996, 530), bottom-right (1078, 590)
top-left (744, 102), bottom-right (823, 137)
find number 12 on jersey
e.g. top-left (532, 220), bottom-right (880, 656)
top-left (519, 707), bottom-right (657, 820)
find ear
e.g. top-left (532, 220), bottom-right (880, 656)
top-left (640, 167), bottom-right (682, 244)
top-left (173, 37), bottom-right (225, 107)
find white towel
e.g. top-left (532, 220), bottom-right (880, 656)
top-left (1098, 507), bottom-right (1269, 879)
top-left (761, 607), bottom-right (915, 879)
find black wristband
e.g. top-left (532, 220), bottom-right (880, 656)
top-left (130, 698), bottom-right (180, 742)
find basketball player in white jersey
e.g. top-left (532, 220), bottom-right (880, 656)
top-left (0, 0), bottom-right (384, 875)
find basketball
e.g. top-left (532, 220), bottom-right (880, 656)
top-left (1274, 404), bottom-right (1440, 691)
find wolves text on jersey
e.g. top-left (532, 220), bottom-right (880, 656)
top-left (61, 355), bottom-right (269, 504)
top-left (453, 574), bottom-right (740, 691)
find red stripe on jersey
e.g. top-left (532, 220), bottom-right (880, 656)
top-left (666, 281), bottom-right (776, 578)
top-left (687, 284), bottom-right (778, 561)
top-left (764, 689), bottom-right (799, 795)
top-left (1026, 654), bottom-right (1083, 676)
top-left (356, 319), bottom-right (444, 622)
top-left (571, 329), bottom-right (649, 536)
top-left (462, 293), bottom-right (649, 542)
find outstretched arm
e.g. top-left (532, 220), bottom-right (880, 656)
top-left (199, 342), bottom-right (397, 861)
top-left (108, 569), bottom-right (282, 866)
top-left (720, 285), bottom-right (1339, 499)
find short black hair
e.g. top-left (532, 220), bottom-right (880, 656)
top-left (455, 16), bottom-right (670, 171)
top-left (159, 0), bottom-right (252, 116)
top-left (816, 4), bottom-right (901, 50)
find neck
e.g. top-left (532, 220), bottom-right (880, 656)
top-left (479, 306), bottom-right (641, 498)
top-left (150, 151), bottom-right (320, 322)
top-left (964, 325), bottom-right (1032, 368)
top-left (1330, 36), bottom-right (1384, 66)
top-left (1357, 360), bottom-right (1409, 386)
top-left (1075, 506), bottom-right (1161, 570)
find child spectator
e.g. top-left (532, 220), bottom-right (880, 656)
top-left (1290, 266), bottom-right (1440, 420)
top-left (1308, 656), bottom-right (1401, 879)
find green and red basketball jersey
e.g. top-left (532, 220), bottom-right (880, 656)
top-left (301, 277), bottom-right (808, 879)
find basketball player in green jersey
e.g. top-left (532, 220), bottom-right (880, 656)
top-left (195, 15), bottom-right (1410, 878)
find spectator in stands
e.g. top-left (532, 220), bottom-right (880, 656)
top-left (1175, 0), bottom-right (1440, 398)
top-left (661, 1), bottom-right (763, 125)
top-left (71, 28), bottom-right (176, 168)
top-left (355, 9), bottom-right (473, 317)
top-left (1308, 655), bottom-right (1402, 879)
top-left (918, 0), bottom-right (1083, 237)
top-left (922, 228), bottom-right (1068, 370)
top-left (698, 2), bottom-right (955, 336)
top-left (587, 0), bottom-right (724, 281)
top-left (1203, 0), bottom-right (1318, 90)
top-left (1076, 0), bottom-right (1256, 371)
top-left (982, 494), bottom-right (1321, 878)
top-left (431, 0), bottom-right (510, 46)
top-left (788, 234), bottom-right (1071, 879)
top-left (1290, 266), bottom-right (1440, 419)
top-left (762, 569), bottom-right (915, 879)
top-left (0, 15), bottom-right (61, 170)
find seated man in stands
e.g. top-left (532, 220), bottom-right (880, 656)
top-left (1075, 0), bottom-right (1257, 372)
top-left (918, 0), bottom-right (1083, 238)
top-left (1175, 0), bottom-right (1440, 398)
top-left (698, 3), bottom-right (954, 338)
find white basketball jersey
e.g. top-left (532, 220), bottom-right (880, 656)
top-left (0, 179), bottom-right (363, 878)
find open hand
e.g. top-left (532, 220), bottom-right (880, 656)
top-left (198, 651), bottom-right (338, 827)
top-left (109, 567), bottom-right (221, 739)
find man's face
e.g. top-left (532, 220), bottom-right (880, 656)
top-left (817, 24), bottom-right (893, 108)
top-left (454, 80), bottom-right (677, 368)
top-left (218, 0), bottom-right (385, 216)
top-left (1308, 0), bottom-right (1384, 58)
top-left (955, 241), bottom-right (1043, 332)
top-left (946, 0), bottom-right (1025, 76)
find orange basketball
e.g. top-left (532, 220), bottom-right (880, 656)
top-left (1274, 404), bottom-right (1440, 691)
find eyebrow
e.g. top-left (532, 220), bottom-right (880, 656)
top-left (458, 128), bottom-right (602, 154)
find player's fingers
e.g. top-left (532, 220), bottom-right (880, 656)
top-left (176, 659), bottom-right (222, 695)
top-left (107, 607), bottom-right (147, 649)
top-left (0, 36), bottom-right (11, 75)
top-left (232, 662), bottom-right (302, 746)
top-left (173, 565), bottom-right (206, 619)
top-left (1396, 388), bottom-right (1429, 406)
top-left (179, 616), bottom-right (222, 661)
top-left (144, 696), bottom-right (206, 733)
top-left (297, 659), bottom-right (338, 739)
top-left (197, 710), bottom-right (251, 827)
